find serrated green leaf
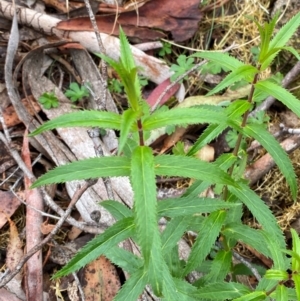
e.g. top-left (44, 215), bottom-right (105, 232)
top-left (103, 246), bottom-right (142, 274)
top-left (207, 65), bottom-right (258, 96)
top-left (171, 278), bottom-right (199, 301)
top-left (192, 52), bottom-right (245, 71)
top-left (222, 223), bottom-right (271, 258)
top-left (187, 123), bottom-right (228, 156)
top-left (161, 216), bottom-right (190, 255)
top-left (199, 250), bottom-right (232, 285)
top-left (164, 245), bottom-right (184, 278)
top-left (158, 196), bottom-right (238, 218)
top-left (232, 290), bottom-right (267, 301)
top-left (265, 269), bottom-right (289, 281)
top-left (270, 11), bottom-right (300, 50)
top-left (123, 137), bottom-right (138, 157)
top-left (229, 183), bottom-right (286, 250)
top-left (29, 110), bottom-right (122, 136)
top-left (255, 80), bottom-right (300, 120)
top-left (155, 155), bottom-right (237, 187)
top-left (188, 100), bottom-right (250, 156)
top-left (143, 107), bottom-right (227, 131)
top-left (275, 284), bottom-right (288, 301)
top-left (293, 273), bottom-right (300, 301)
top-left (31, 157), bottom-right (131, 188)
top-left (183, 210), bottom-right (226, 275)
top-left (119, 108), bottom-right (139, 155)
top-left (113, 267), bottom-right (148, 301)
top-left (291, 229), bottom-right (300, 271)
top-left (243, 123), bottom-right (297, 199)
top-left (122, 67), bottom-right (142, 111)
top-left (119, 26), bottom-right (136, 71)
top-left (281, 46), bottom-right (300, 61)
top-left (100, 200), bottom-right (133, 220)
top-left (285, 287), bottom-right (298, 300)
top-left (148, 249), bottom-right (177, 297)
top-left (53, 217), bottom-right (135, 278)
top-left (192, 282), bottom-right (251, 300)
top-left (261, 231), bottom-right (288, 270)
top-left (131, 146), bottom-right (158, 265)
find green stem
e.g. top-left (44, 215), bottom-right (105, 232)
top-left (223, 71), bottom-right (260, 200)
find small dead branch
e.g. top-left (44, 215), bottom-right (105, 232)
top-left (245, 134), bottom-right (300, 185)
top-left (0, 180), bottom-right (96, 288)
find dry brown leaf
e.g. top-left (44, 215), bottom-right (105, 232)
top-left (82, 256), bottom-right (121, 301)
top-left (57, 0), bottom-right (201, 42)
top-left (0, 191), bottom-right (22, 229)
top-left (5, 215), bottom-right (23, 282)
top-left (0, 96), bottom-right (41, 130)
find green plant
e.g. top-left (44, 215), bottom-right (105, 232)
top-left (38, 91), bottom-right (59, 109)
top-left (30, 14), bottom-right (300, 300)
top-left (108, 78), bottom-right (124, 93)
top-left (65, 82), bottom-right (90, 102)
top-left (170, 54), bottom-right (195, 82)
top-left (158, 41), bottom-right (172, 57)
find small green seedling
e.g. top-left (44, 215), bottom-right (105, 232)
top-left (158, 41), bottom-right (172, 57)
top-left (65, 82), bottom-right (90, 102)
top-left (38, 91), bottom-right (59, 109)
top-left (170, 54), bottom-right (195, 82)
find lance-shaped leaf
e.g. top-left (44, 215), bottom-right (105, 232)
top-left (188, 100), bottom-right (251, 156)
top-left (229, 183), bottom-right (286, 251)
top-left (113, 267), bottom-right (148, 301)
top-left (143, 106), bottom-right (227, 131)
top-left (255, 80), bottom-right (300, 119)
top-left (161, 216), bottom-right (190, 255)
top-left (154, 155), bottom-right (237, 187)
top-left (262, 230), bottom-right (289, 270)
top-left (100, 200), bottom-right (133, 220)
top-left (53, 217), bottom-right (135, 278)
top-left (119, 108), bottom-right (140, 154)
top-left (192, 51), bottom-right (244, 71)
top-left (103, 246), bottom-right (142, 275)
top-left (196, 250), bottom-right (232, 286)
top-left (232, 290), bottom-right (267, 301)
top-left (183, 210), bottom-right (226, 275)
top-left (130, 146), bottom-right (158, 265)
top-left (243, 122), bottom-right (297, 199)
top-left (269, 11), bottom-right (300, 50)
top-left (192, 282), bottom-right (250, 300)
top-left (29, 110), bottom-right (122, 136)
top-left (96, 27), bottom-right (142, 112)
top-left (291, 229), bottom-right (300, 272)
top-left (222, 223), bottom-right (270, 258)
top-left (31, 157), bottom-right (131, 187)
top-left (274, 284), bottom-right (288, 301)
top-left (158, 197), bottom-right (238, 218)
top-left (207, 65), bottom-right (258, 96)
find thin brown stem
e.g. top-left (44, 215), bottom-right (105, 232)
top-left (137, 119), bottom-right (144, 146)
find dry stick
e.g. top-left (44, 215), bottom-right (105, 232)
top-left (83, 0), bottom-right (108, 109)
top-left (0, 180), bottom-right (96, 288)
top-left (232, 251), bottom-right (261, 282)
top-left (82, 0), bottom-right (116, 200)
top-left (0, 132), bottom-right (106, 236)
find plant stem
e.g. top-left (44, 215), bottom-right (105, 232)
top-left (137, 119), bottom-right (144, 146)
